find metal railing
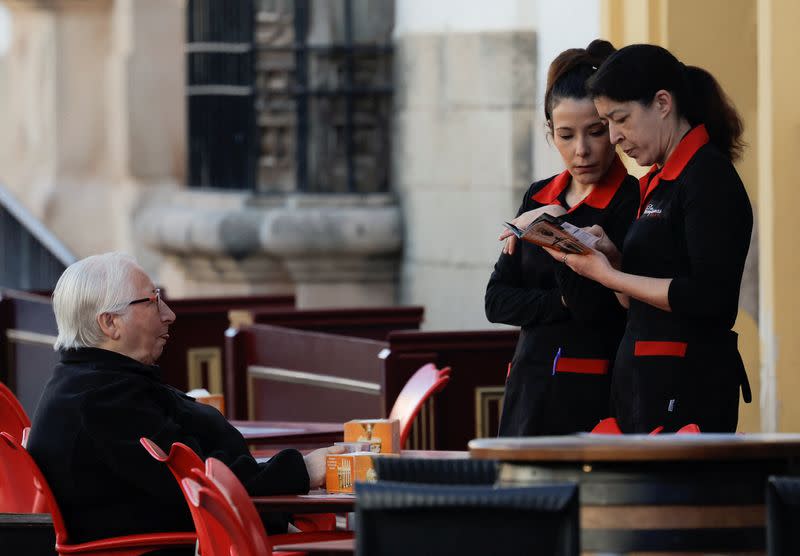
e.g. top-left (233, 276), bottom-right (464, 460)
top-left (0, 185), bottom-right (76, 291)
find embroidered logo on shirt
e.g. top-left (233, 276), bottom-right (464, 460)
top-left (642, 203), bottom-right (663, 217)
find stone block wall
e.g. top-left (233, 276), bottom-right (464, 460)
top-left (393, 30), bottom-right (537, 329)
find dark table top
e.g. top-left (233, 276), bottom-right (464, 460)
top-left (252, 490), bottom-right (355, 514)
top-left (469, 433), bottom-right (800, 462)
top-left (273, 538), bottom-right (354, 553)
top-left (231, 420), bottom-right (343, 447)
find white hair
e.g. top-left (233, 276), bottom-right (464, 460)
top-left (53, 252), bottom-right (142, 350)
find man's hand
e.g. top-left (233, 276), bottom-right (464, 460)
top-left (499, 204), bottom-right (567, 255)
top-left (303, 445), bottom-right (345, 489)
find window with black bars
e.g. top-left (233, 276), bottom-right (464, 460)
top-left (186, 0), bottom-right (393, 193)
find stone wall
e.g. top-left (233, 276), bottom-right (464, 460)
top-left (0, 0), bottom-right (185, 261)
top-left (393, 28), bottom-right (537, 330)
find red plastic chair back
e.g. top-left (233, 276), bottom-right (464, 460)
top-left (139, 437), bottom-right (204, 484)
top-left (388, 363), bottom-right (451, 449)
top-left (140, 438), bottom-right (209, 541)
top-left (591, 417), bottom-right (622, 434)
top-left (0, 431), bottom-right (68, 534)
top-left (0, 381), bottom-right (31, 441)
top-left (0, 431), bottom-right (39, 512)
top-left (204, 457), bottom-right (352, 551)
top-left (182, 477), bottom-right (260, 556)
top-left (204, 457), bottom-right (271, 556)
top-left (677, 423), bottom-right (701, 434)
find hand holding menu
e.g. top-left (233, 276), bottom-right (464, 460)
top-left (502, 213), bottom-right (600, 254)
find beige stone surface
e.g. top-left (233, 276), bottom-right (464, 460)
top-left (394, 106), bottom-right (536, 192)
top-left (400, 260), bottom-right (506, 330)
top-left (116, 0), bottom-right (186, 183)
top-left (0, 0), bottom-right (186, 260)
top-left (394, 32), bottom-right (536, 110)
top-left (294, 281), bottom-right (397, 309)
top-left (400, 189), bottom-right (515, 267)
top-left (394, 29), bottom-right (536, 329)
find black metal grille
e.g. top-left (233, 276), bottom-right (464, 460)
top-left (187, 0), bottom-right (257, 190)
top-left (187, 0), bottom-right (393, 193)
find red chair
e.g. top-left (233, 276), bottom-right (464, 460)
top-left (0, 380), bottom-right (31, 442)
top-left (139, 437), bottom-right (203, 485)
top-left (591, 417), bottom-right (622, 434)
top-left (181, 477), bottom-right (305, 556)
top-left (141, 439), bottom-right (348, 547)
top-left (181, 477), bottom-right (258, 556)
top-left (203, 457), bottom-right (353, 551)
top-left (0, 432), bottom-right (196, 555)
top-left (590, 418), bottom-right (664, 435)
top-left (676, 423), bottom-right (701, 434)
top-left (140, 436), bottom-right (219, 551)
top-left (0, 431), bottom-right (39, 512)
top-left (388, 363), bottom-right (451, 449)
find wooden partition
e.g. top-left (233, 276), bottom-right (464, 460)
top-left (0, 290), bottom-right (59, 417)
top-left (225, 324), bottom-right (518, 450)
top-left (383, 330), bottom-right (517, 449)
top-left (158, 294), bottom-right (294, 392)
top-left (226, 325), bottom-right (388, 423)
top-left (245, 306), bottom-right (424, 340)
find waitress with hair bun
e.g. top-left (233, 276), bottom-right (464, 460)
top-left (485, 40), bottom-right (639, 437)
top-left (549, 44), bottom-right (753, 433)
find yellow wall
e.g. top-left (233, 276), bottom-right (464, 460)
top-left (757, 0), bottom-right (800, 432)
top-left (601, 0), bottom-right (762, 431)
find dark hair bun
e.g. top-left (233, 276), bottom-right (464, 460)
top-left (544, 39), bottom-right (617, 124)
top-left (585, 39), bottom-right (615, 64)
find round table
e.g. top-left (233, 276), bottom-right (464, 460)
top-left (469, 434), bottom-right (800, 554)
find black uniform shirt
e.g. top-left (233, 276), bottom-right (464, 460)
top-left (487, 155), bottom-right (639, 349)
top-left (486, 156), bottom-right (639, 435)
top-left (611, 125), bottom-right (753, 432)
top-left (623, 124), bottom-right (753, 338)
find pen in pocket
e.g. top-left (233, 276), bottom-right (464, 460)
top-left (552, 347), bottom-right (562, 376)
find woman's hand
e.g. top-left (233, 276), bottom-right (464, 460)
top-left (584, 225), bottom-right (622, 269)
top-left (500, 204), bottom-right (567, 255)
top-left (543, 245), bottom-right (615, 286)
top-left (303, 445), bottom-right (344, 488)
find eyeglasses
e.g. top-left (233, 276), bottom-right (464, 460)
top-left (128, 288), bottom-right (161, 307)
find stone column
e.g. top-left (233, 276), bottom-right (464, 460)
top-left (0, 0), bottom-right (185, 261)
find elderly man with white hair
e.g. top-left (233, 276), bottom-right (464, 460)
top-left (27, 252), bottom-right (337, 549)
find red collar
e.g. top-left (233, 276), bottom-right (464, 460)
top-left (638, 124), bottom-right (709, 216)
top-left (531, 155), bottom-right (628, 213)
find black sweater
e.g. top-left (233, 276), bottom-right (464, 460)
top-left (27, 347), bottom-right (309, 544)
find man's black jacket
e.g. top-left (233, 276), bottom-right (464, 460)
top-left (27, 347), bottom-right (309, 544)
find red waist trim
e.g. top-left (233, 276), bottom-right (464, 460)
top-left (555, 357), bottom-right (610, 375)
top-left (634, 341), bottom-right (688, 357)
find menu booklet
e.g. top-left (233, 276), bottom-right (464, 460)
top-left (502, 213), bottom-right (599, 255)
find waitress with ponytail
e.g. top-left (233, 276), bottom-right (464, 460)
top-left (485, 40), bottom-right (639, 437)
top-left (550, 44), bottom-right (753, 433)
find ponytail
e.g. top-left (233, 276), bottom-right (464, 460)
top-left (587, 44), bottom-right (745, 161)
top-left (683, 66), bottom-right (744, 161)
